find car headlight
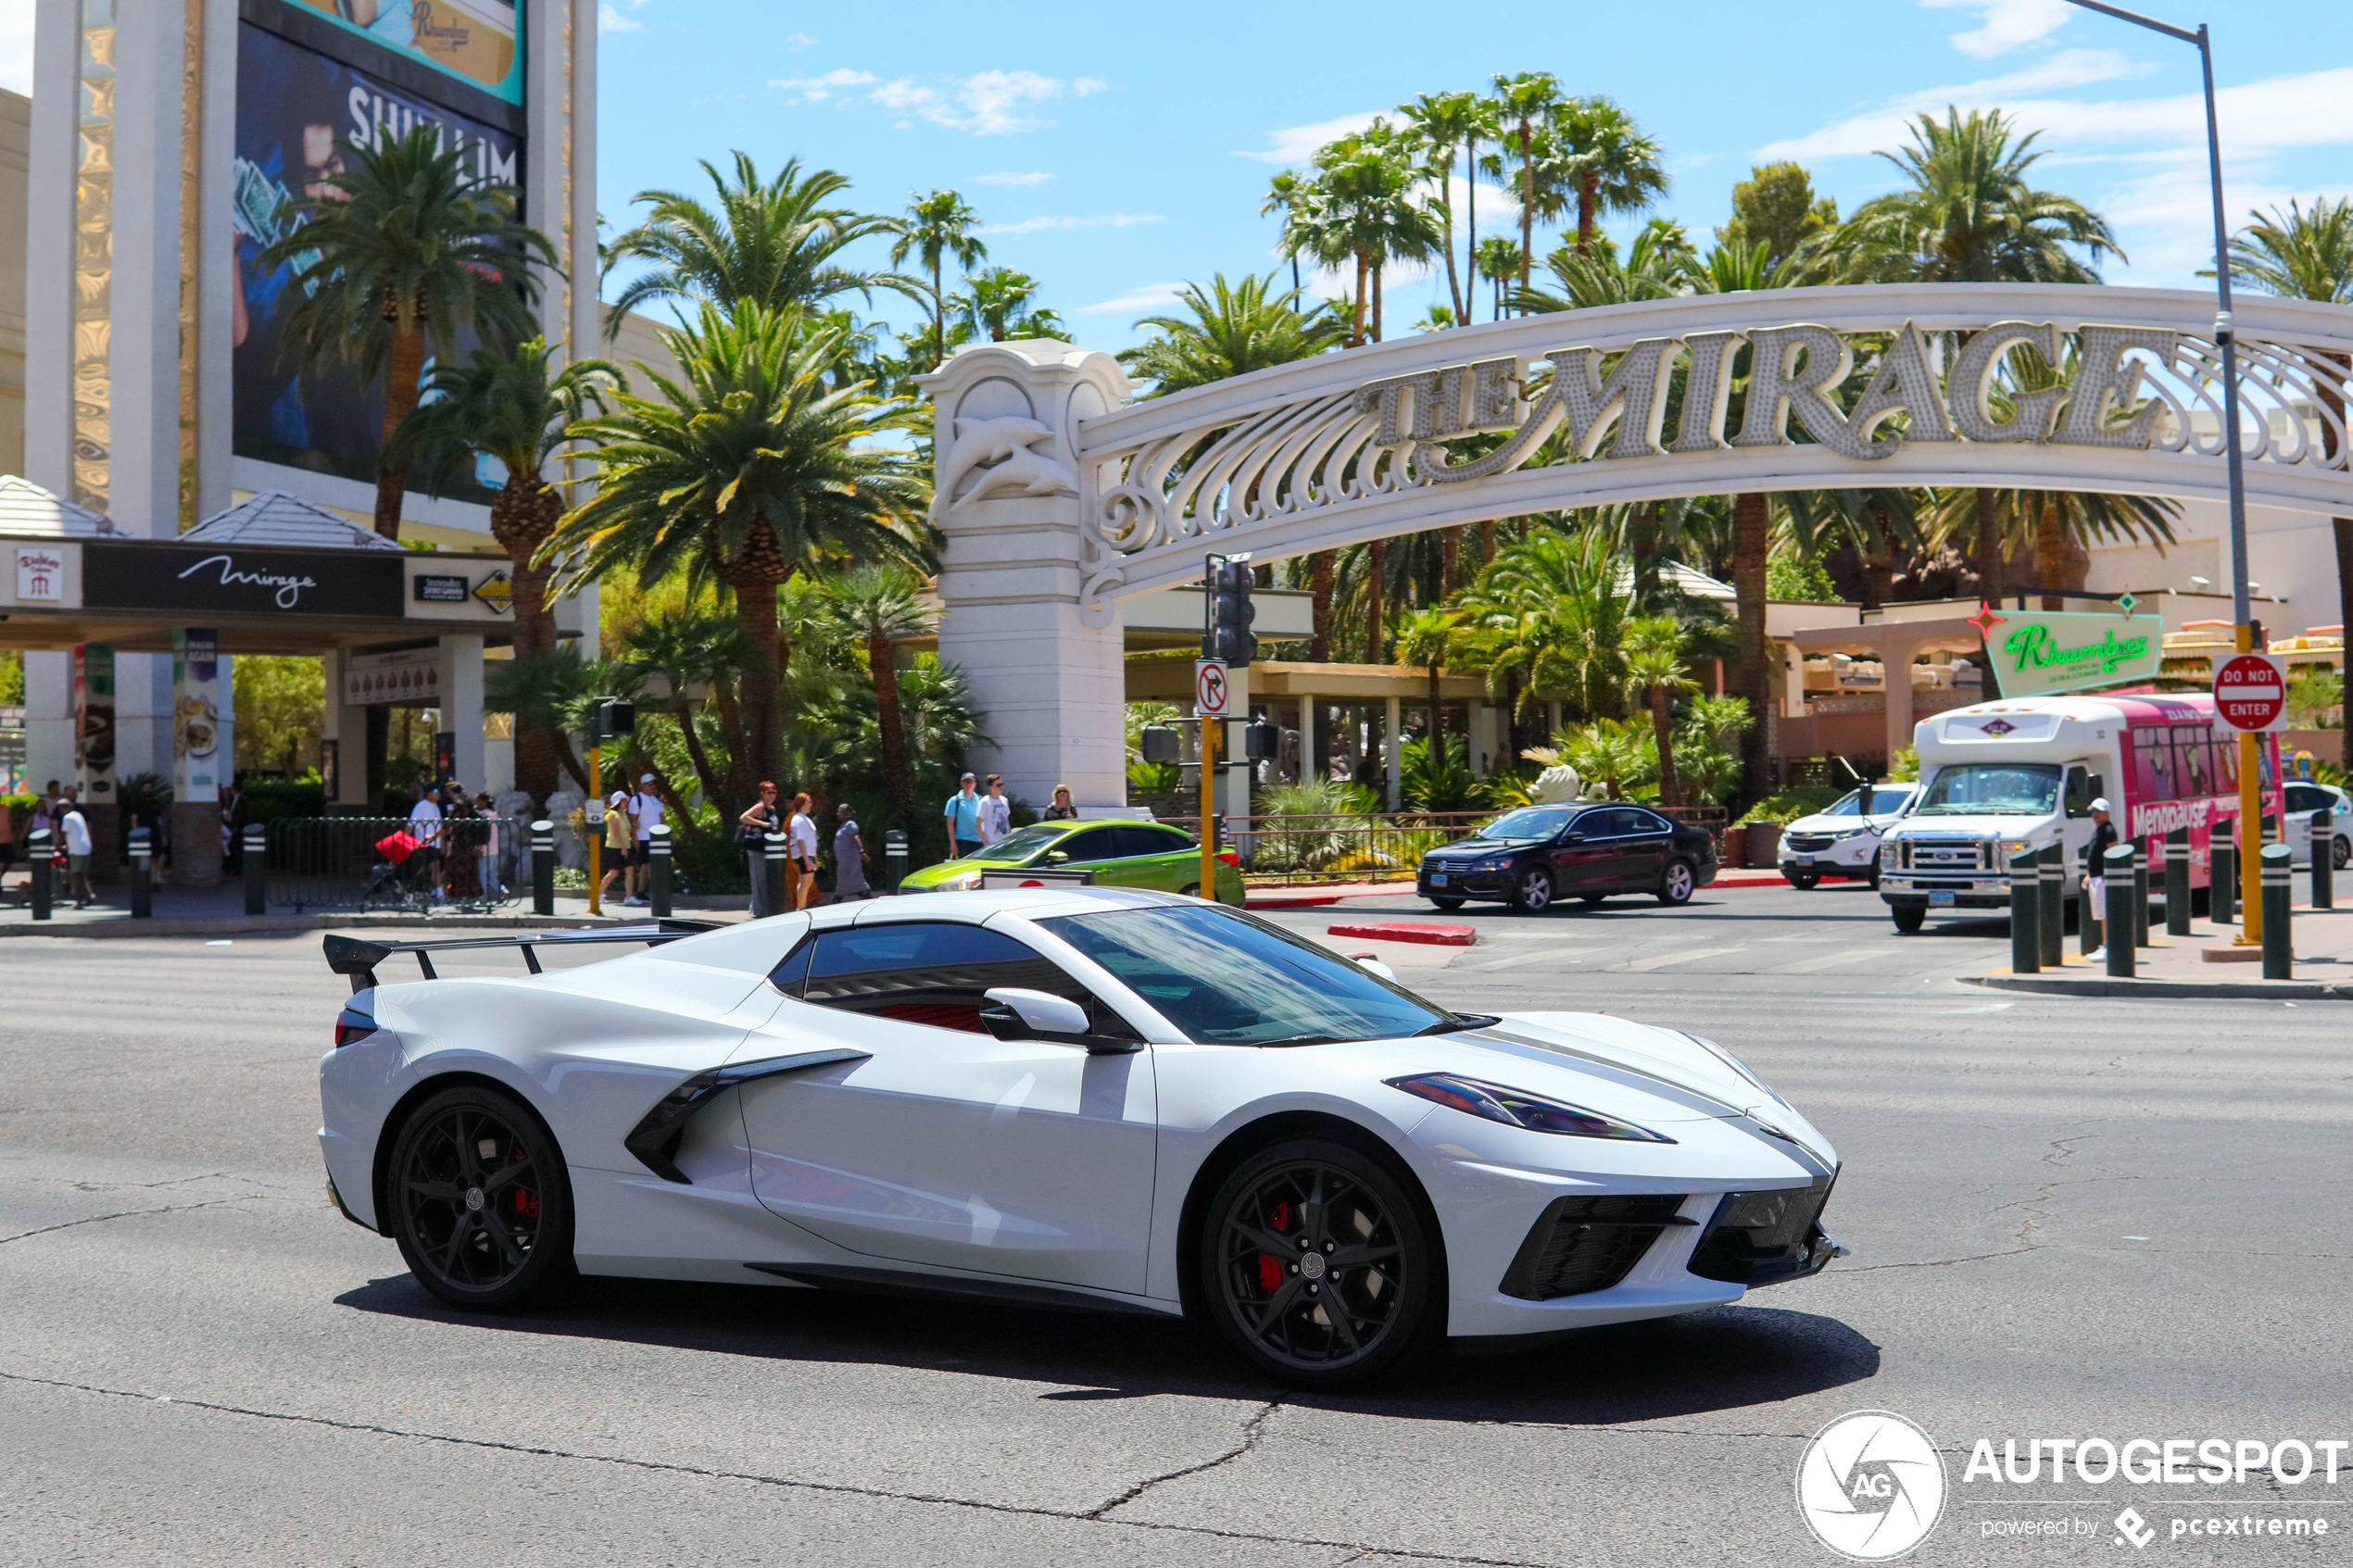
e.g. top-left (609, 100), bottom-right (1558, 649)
top-left (1880, 843), bottom-right (1899, 863)
top-left (938, 870), bottom-right (982, 891)
top-left (2000, 838), bottom-right (2032, 856)
top-left (1469, 857), bottom-right (1514, 872)
top-left (1386, 1073), bottom-right (1676, 1143)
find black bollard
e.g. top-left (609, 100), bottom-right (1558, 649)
top-left (2105, 845), bottom-right (2137, 978)
top-left (2009, 851), bottom-right (2040, 974)
top-left (532, 820), bottom-right (555, 916)
top-left (2164, 826), bottom-right (2192, 936)
top-left (243, 823), bottom-right (267, 916)
top-left (2312, 808), bottom-right (2334, 911)
top-left (28, 828), bottom-right (52, 921)
top-left (763, 831), bottom-right (786, 918)
top-left (128, 827), bottom-right (153, 919)
top-left (2133, 838), bottom-right (2152, 949)
top-left (2211, 831), bottom-right (2235, 925)
top-left (885, 829), bottom-right (909, 895)
top-left (2261, 843), bottom-right (2293, 980)
top-left (2037, 842), bottom-right (2064, 968)
top-left (648, 824), bottom-right (672, 918)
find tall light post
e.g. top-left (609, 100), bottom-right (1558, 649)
top-left (2064, 0), bottom-right (2264, 942)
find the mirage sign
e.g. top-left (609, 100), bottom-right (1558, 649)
top-left (1352, 320), bottom-right (2179, 483)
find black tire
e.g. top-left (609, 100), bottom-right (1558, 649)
top-left (1179, 882), bottom-right (1202, 899)
top-left (1892, 906), bottom-right (1926, 934)
top-left (1867, 864), bottom-right (1882, 891)
top-left (1197, 1137), bottom-right (1442, 1390)
top-left (1513, 869), bottom-right (1554, 913)
top-left (2335, 836), bottom-right (2350, 872)
top-left (387, 1084), bottom-right (573, 1311)
top-left (1786, 870), bottom-right (1822, 890)
top-left (1428, 896), bottom-right (1466, 910)
top-left (1656, 859), bottom-right (1697, 906)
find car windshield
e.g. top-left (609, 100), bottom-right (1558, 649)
top-left (1826, 784), bottom-right (1918, 816)
top-left (1915, 764), bottom-right (2059, 816)
top-left (962, 824), bottom-right (1068, 863)
top-left (1039, 903), bottom-right (1462, 1046)
top-left (1474, 805), bottom-right (1578, 841)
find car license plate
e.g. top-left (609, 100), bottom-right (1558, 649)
top-left (1930, 889), bottom-right (1956, 906)
top-left (1430, 872), bottom-right (1449, 885)
top-left (1785, 852), bottom-right (1812, 862)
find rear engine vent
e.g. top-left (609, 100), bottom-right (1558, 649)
top-left (1498, 1193), bottom-right (1692, 1301)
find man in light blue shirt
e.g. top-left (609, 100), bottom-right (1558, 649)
top-left (943, 773), bottom-right (983, 858)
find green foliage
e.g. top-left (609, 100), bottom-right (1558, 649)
top-left (1673, 694), bottom-right (1756, 806)
top-left (1833, 108), bottom-right (2120, 284)
top-left (1558, 716), bottom-right (1655, 800)
top-left (2225, 196), bottom-right (2353, 305)
top-left (1717, 161), bottom-right (1838, 274)
top-left (1734, 786), bottom-right (1844, 828)
top-left (1117, 272), bottom-right (1344, 395)
top-left (233, 655), bottom-right (326, 777)
top-left (1401, 734), bottom-right (1480, 811)
top-left (944, 267), bottom-right (1069, 345)
top-left (2287, 668), bottom-right (2344, 729)
top-left (388, 336), bottom-right (623, 496)
top-left (1249, 775), bottom-right (1386, 874)
top-left (1767, 546), bottom-right (1840, 601)
top-left (0, 649), bottom-right (21, 705)
top-left (1891, 746), bottom-right (1920, 783)
top-left (241, 779), bottom-right (328, 823)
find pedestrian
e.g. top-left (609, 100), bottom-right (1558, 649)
top-left (943, 772), bottom-right (983, 859)
top-left (978, 773), bottom-right (1012, 845)
top-left (740, 782), bottom-right (781, 917)
top-left (787, 791), bottom-right (820, 910)
top-left (832, 802), bottom-right (870, 902)
top-left (598, 787), bottom-right (633, 908)
top-left (2082, 797), bottom-right (2118, 959)
top-left (624, 772), bottom-right (664, 908)
top-left (1042, 784), bottom-right (1078, 821)
top-left (442, 783), bottom-right (481, 902)
top-left (408, 780), bottom-right (445, 898)
top-left (60, 786), bottom-right (95, 908)
top-left (473, 793), bottom-right (504, 899)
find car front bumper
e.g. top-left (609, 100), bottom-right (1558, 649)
top-left (1419, 868), bottom-right (1515, 897)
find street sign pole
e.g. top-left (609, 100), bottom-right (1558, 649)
top-left (2215, 651), bottom-right (2287, 947)
top-left (1195, 657), bottom-right (1228, 900)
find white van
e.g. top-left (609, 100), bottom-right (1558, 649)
top-left (1879, 693), bottom-right (2236, 935)
top-left (1778, 782), bottom-right (1920, 889)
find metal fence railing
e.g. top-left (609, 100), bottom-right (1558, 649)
top-left (264, 816), bottom-right (523, 914)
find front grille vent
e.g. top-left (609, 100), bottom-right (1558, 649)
top-left (1498, 1194), bottom-right (1692, 1301)
top-left (1900, 839), bottom-right (1986, 872)
top-left (1784, 834), bottom-right (1835, 852)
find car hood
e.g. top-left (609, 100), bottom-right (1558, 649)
top-left (1786, 811), bottom-right (1901, 834)
top-left (1887, 814), bottom-right (2046, 835)
top-left (1427, 837), bottom-right (1541, 858)
top-left (1331, 1010), bottom-right (1835, 1168)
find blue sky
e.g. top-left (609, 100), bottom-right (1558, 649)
top-left (590, 0), bottom-right (2351, 354)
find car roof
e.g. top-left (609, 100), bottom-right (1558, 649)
top-left (841, 885), bottom-right (1186, 926)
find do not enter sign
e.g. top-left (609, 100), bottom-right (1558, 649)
top-left (2213, 652), bottom-right (2289, 732)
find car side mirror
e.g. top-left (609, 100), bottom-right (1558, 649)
top-left (1348, 954), bottom-right (1399, 984)
top-left (1562, 831), bottom-right (1586, 844)
top-left (980, 986), bottom-right (1138, 1054)
top-left (1045, 850), bottom-right (1069, 865)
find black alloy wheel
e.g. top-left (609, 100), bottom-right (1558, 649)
top-left (1657, 859), bottom-right (1696, 906)
top-left (1200, 1139), bottom-right (1440, 1388)
top-left (1893, 906), bottom-right (1926, 934)
top-left (1514, 868), bottom-right (1554, 913)
top-left (389, 1085), bottom-right (573, 1311)
top-left (2335, 836), bottom-right (2350, 872)
top-left (1786, 870), bottom-right (1822, 890)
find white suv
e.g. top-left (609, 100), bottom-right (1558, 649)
top-left (1778, 783), bottom-right (1920, 889)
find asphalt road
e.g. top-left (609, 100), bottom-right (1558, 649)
top-left (2, 888), bottom-right (2347, 1566)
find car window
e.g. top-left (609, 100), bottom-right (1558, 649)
top-left (1619, 809), bottom-right (1672, 835)
top-left (1110, 825), bottom-right (1183, 858)
top-left (1058, 828), bottom-right (1121, 863)
top-left (2286, 784), bottom-right (2329, 813)
top-left (1578, 809), bottom-right (1634, 837)
top-left (964, 823), bottom-right (1065, 863)
top-left (1478, 805), bottom-right (1579, 840)
top-left (789, 921), bottom-right (1136, 1038)
top-left (1040, 903), bottom-right (1462, 1047)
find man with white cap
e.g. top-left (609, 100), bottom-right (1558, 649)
top-left (2082, 797), bottom-right (2118, 959)
top-left (624, 772), bottom-right (665, 908)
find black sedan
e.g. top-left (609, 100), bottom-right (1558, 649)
top-left (1416, 803), bottom-right (1719, 913)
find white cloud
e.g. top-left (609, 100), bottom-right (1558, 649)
top-left (598, 3), bottom-right (645, 34)
top-left (1921, 0), bottom-right (2073, 59)
top-left (772, 68), bottom-right (880, 105)
top-left (1073, 77), bottom-right (1110, 96)
top-left (784, 69), bottom-right (1105, 134)
top-left (780, 31), bottom-right (818, 51)
top-left (1756, 49), bottom-right (2146, 160)
top-left (1079, 282), bottom-right (1189, 316)
top-left (981, 212), bottom-right (1164, 235)
top-left (975, 171), bottom-right (1055, 187)
top-left (0, 2), bottom-right (31, 96)
top-left (1238, 110), bottom-right (1383, 166)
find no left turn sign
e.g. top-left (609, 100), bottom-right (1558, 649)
top-left (1195, 659), bottom-right (1228, 716)
top-left (2213, 652), bottom-right (2289, 732)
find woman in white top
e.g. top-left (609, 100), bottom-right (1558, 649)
top-left (787, 793), bottom-right (820, 910)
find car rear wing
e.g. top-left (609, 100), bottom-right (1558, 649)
top-left (321, 920), bottom-right (722, 993)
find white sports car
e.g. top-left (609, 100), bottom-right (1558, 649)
top-left (318, 889), bottom-right (1844, 1388)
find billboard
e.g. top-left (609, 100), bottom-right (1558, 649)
top-left (281, 0), bottom-right (525, 107)
top-left (230, 19), bottom-right (523, 494)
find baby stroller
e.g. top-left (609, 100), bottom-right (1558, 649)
top-left (359, 829), bottom-right (434, 912)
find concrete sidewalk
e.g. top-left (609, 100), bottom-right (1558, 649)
top-left (1970, 903), bottom-right (2353, 999)
top-left (0, 876), bottom-right (754, 939)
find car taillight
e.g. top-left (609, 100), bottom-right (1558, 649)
top-left (333, 1007), bottom-right (376, 1048)
top-left (1216, 849), bottom-right (1239, 867)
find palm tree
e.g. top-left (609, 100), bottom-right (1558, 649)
top-left (255, 125), bottom-right (554, 540)
top-left (1490, 71), bottom-right (1565, 296)
top-left (1394, 606), bottom-right (1460, 745)
top-left (1554, 96), bottom-right (1671, 254)
top-left (1458, 525), bottom-right (1635, 729)
top-left (2226, 196), bottom-right (2353, 767)
top-left (1622, 616), bottom-right (1698, 806)
top-left (888, 189), bottom-right (988, 371)
top-left (1473, 234), bottom-right (1521, 323)
top-left (946, 266), bottom-right (1070, 344)
top-left (619, 607), bottom-right (750, 814)
top-left (1116, 272), bottom-right (1343, 395)
top-left (1838, 107), bottom-right (2122, 628)
top-left (604, 153), bottom-right (917, 325)
top-left (1511, 221), bottom-right (1692, 312)
top-left (385, 338), bottom-right (623, 803)
top-left (548, 305), bottom-right (934, 796)
top-left (824, 566), bottom-right (935, 828)
top-left (1397, 90), bottom-right (1484, 320)
top-left (1286, 126), bottom-right (1441, 345)
top-left (1260, 171), bottom-right (1308, 297)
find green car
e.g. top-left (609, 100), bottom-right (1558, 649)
top-left (899, 818), bottom-right (1245, 903)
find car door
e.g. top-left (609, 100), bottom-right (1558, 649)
top-left (2284, 783), bottom-right (2330, 865)
top-left (734, 919), bottom-right (1158, 1293)
top-left (1121, 825), bottom-right (1204, 893)
top-left (1545, 808), bottom-right (1617, 893)
top-left (1047, 825), bottom-right (1125, 883)
top-left (1611, 808), bottom-right (1675, 888)
top-left (1078, 826), bottom-right (1173, 892)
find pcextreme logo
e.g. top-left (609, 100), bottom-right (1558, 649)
top-left (1797, 1410), bottom-right (1949, 1561)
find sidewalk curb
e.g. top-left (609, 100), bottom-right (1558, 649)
top-left (1327, 921), bottom-right (1478, 947)
top-left (1964, 972), bottom-right (2351, 1001)
top-left (0, 913), bottom-right (620, 940)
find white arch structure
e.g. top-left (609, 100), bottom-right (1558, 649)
top-left (922, 284), bottom-right (2353, 805)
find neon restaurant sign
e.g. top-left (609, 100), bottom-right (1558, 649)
top-left (1968, 605), bottom-right (2167, 698)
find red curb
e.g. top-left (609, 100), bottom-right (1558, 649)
top-left (1245, 891), bottom-right (1348, 909)
top-left (1327, 921), bottom-right (1478, 947)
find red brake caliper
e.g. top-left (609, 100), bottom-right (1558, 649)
top-left (1256, 1200), bottom-right (1290, 1294)
top-left (510, 1147), bottom-right (539, 1222)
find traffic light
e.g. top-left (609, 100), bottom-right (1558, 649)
top-left (1138, 724), bottom-right (1180, 764)
top-left (596, 697), bottom-right (635, 738)
top-left (1241, 719), bottom-right (1278, 762)
top-left (1203, 553), bottom-right (1258, 667)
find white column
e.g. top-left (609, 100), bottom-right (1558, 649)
top-left (922, 342), bottom-right (1130, 809)
top-left (21, 6), bottom-right (84, 785)
top-left (1384, 696), bottom-right (1403, 810)
top-left (1469, 701), bottom-right (1499, 777)
top-left (23, 648), bottom-right (71, 793)
top-left (321, 650), bottom-right (371, 809)
top-left (1298, 694), bottom-right (1316, 784)
top-left (439, 635), bottom-right (487, 794)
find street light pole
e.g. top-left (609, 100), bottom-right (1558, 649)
top-left (2064, 0), bottom-right (2263, 941)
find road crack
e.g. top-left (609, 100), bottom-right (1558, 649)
top-left (1085, 1398), bottom-right (1281, 1518)
top-left (0, 1198), bottom-right (245, 1247)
